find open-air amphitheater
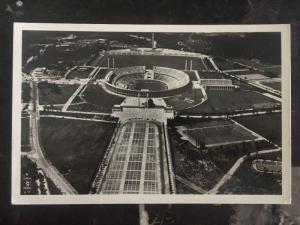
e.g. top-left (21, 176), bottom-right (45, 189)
top-left (104, 66), bottom-right (191, 98)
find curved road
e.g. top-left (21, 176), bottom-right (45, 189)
top-left (207, 148), bottom-right (281, 194)
top-left (28, 80), bottom-right (77, 194)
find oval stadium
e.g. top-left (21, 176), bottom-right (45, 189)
top-left (103, 66), bottom-right (191, 98)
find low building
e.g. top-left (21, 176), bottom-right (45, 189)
top-left (199, 79), bottom-right (239, 91)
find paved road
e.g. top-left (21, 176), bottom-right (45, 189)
top-left (28, 80), bottom-right (77, 194)
top-left (179, 109), bottom-right (281, 119)
top-left (175, 175), bottom-right (206, 194)
top-left (61, 83), bottom-right (87, 112)
top-left (40, 114), bottom-right (116, 123)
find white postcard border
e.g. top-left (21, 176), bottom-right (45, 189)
top-left (12, 23), bottom-right (291, 204)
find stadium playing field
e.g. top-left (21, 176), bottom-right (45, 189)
top-left (177, 120), bottom-right (259, 147)
top-left (95, 55), bottom-right (207, 70)
top-left (131, 79), bottom-right (168, 91)
top-left (101, 121), bottom-right (162, 194)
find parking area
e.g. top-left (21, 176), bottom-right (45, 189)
top-left (101, 121), bottom-right (162, 194)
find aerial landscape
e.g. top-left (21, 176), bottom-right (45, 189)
top-left (19, 30), bottom-right (283, 197)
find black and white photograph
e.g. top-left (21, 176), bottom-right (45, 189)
top-left (12, 24), bottom-right (291, 204)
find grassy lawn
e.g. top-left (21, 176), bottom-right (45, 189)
top-left (168, 125), bottom-right (224, 191)
top-left (234, 114), bottom-right (282, 145)
top-left (81, 84), bottom-right (125, 113)
top-left (40, 117), bottom-right (116, 193)
top-left (236, 74), bottom-right (269, 80)
top-left (198, 71), bottom-right (225, 79)
top-left (182, 89), bottom-right (279, 114)
top-left (21, 118), bottom-right (30, 151)
top-left (219, 152), bottom-right (282, 194)
top-left (260, 81), bottom-right (281, 91)
top-left (213, 57), bottom-right (247, 70)
top-left (94, 68), bottom-right (110, 79)
top-left (96, 55), bottom-right (207, 70)
top-left (168, 117), bottom-right (276, 193)
top-left (66, 67), bottom-right (94, 79)
top-left (22, 82), bottom-right (31, 103)
top-left (38, 82), bottom-right (79, 105)
top-left (164, 88), bottom-right (204, 110)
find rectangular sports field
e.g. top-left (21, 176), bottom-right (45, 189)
top-left (95, 55), bottom-right (207, 70)
top-left (177, 120), bottom-right (260, 147)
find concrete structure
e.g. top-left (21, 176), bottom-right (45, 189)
top-left (111, 98), bottom-right (174, 123)
top-left (199, 79), bottom-right (239, 91)
top-left (104, 66), bottom-right (191, 98)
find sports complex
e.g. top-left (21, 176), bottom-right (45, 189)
top-left (21, 33), bottom-right (283, 196)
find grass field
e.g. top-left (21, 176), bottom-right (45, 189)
top-left (164, 88), bottom-right (204, 110)
top-left (96, 55), bottom-right (207, 70)
top-left (40, 117), bottom-right (116, 193)
top-left (203, 58), bottom-right (215, 70)
top-left (213, 58), bottom-right (247, 70)
top-left (198, 71), bottom-right (225, 79)
top-left (219, 152), bottom-right (282, 194)
top-left (94, 68), bottom-right (110, 79)
top-left (232, 58), bottom-right (279, 69)
top-left (21, 118), bottom-right (30, 150)
top-left (236, 74), bottom-right (269, 80)
top-left (182, 89), bottom-right (279, 114)
top-left (260, 81), bottom-right (281, 91)
top-left (38, 82), bottom-right (79, 105)
top-left (180, 120), bottom-right (258, 147)
top-left (81, 84), bottom-right (125, 113)
top-left (66, 67), bottom-right (94, 79)
top-left (168, 125), bottom-right (224, 190)
top-left (132, 79), bottom-right (168, 91)
top-left (22, 82), bottom-right (31, 103)
top-left (234, 114), bottom-right (282, 145)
